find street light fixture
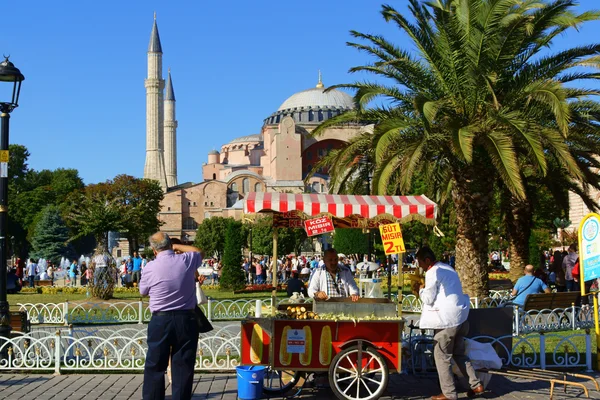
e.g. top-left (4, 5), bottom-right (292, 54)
top-left (0, 56), bottom-right (25, 343)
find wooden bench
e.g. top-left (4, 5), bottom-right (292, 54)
top-left (24, 279), bottom-right (53, 287)
top-left (522, 291), bottom-right (581, 311)
top-left (9, 311), bottom-right (30, 334)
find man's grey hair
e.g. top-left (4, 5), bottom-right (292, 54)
top-left (149, 232), bottom-right (172, 252)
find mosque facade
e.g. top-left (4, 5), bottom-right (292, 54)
top-left (143, 19), bottom-right (371, 242)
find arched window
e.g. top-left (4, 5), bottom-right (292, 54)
top-left (254, 182), bottom-right (262, 192)
top-left (231, 182), bottom-right (238, 192)
top-left (242, 178), bottom-right (249, 193)
top-left (212, 173), bottom-right (216, 180)
top-left (183, 217), bottom-right (198, 230)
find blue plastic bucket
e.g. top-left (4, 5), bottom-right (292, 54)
top-left (236, 366), bottom-right (266, 400)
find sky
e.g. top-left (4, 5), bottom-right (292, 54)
top-left (1, 0), bottom-right (599, 185)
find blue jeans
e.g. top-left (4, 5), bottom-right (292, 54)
top-left (28, 276), bottom-right (34, 288)
top-left (566, 280), bottom-right (576, 292)
top-left (143, 310), bottom-right (199, 400)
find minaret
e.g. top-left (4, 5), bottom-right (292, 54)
top-left (144, 13), bottom-right (167, 190)
top-left (164, 68), bottom-right (178, 187)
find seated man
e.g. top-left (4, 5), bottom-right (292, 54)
top-left (511, 264), bottom-right (551, 307)
top-left (7, 268), bottom-right (22, 294)
top-left (286, 272), bottom-right (308, 297)
top-left (308, 248), bottom-right (359, 302)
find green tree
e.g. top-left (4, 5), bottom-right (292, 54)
top-left (111, 175), bottom-right (163, 253)
top-left (220, 220), bottom-right (246, 290)
top-left (333, 229), bottom-right (368, 255)
top-left (30, 205), bottom-right (74, 264)
top-left (278, 227), bottom-right (308, 255)
top-left (311, 0), bottom-right (600, 296)
top-left (64, 183), bottom-right (125, 253)
top-left (194, 217), bottom-right (232, 259)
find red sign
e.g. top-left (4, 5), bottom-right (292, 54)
top-left (304, 216), bottom-right (335, 237)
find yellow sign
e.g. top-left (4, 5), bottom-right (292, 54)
top-left (379, 222), bottom-right (406, 255)
top-left (0, 151), bottom-right (8, 163)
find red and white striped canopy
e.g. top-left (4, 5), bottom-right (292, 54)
top-left (243, 192), bottom-right (437, 223)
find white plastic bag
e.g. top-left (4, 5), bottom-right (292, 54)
top-left (196, 282), bottom-right (208, 305)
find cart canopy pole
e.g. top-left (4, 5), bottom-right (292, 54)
top-left (272, 227), bottom-right (278, 316)
top-left (387, 254), bottom-right (392, 300)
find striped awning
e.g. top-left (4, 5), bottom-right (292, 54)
top-left (243, 192), bottom-right (437, 224)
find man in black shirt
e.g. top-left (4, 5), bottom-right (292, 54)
top-left (286, 272), bottom-right (307, 297)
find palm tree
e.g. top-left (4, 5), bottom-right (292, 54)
top-left (312, 0), bottom-right (600, 296)
top-left (504, 101), bottom-right (600, 282)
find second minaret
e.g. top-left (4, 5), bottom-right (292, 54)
top-left (164, 69), bottom-right (178, 187)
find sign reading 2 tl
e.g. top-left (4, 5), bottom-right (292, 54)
top-left (379, 222), bottom-right (406, 255)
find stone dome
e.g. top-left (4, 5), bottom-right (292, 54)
top-left (264, 80), bottom-right (356, 126)
top-left (227, 134), bottom-right (262, 145)
top-left (277, 87), bottom-right (354, 112)
top-left (208, 149), bottom-right (220, 155)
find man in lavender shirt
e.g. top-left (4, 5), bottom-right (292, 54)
top-left (139, 232), bottom-right (203, 400)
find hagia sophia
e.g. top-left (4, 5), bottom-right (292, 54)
top-left (137, 16), bottom-right (591, 245)
top-left (141, 17), bottom-right (372, 242)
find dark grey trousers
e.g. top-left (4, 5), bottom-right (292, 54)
top-left (433, 320), bottom-right (480, 399)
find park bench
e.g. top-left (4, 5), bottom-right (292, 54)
top-left (9, 311), bottom-right (30, 335)
top-left (521, 291), bottom-right (581, 312)
top-left (24, 279), bottom-right (53, 288)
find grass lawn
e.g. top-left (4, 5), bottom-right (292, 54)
top-left (7, 288), bottom-right (288, 310)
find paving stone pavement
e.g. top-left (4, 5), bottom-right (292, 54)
top-left (0, 371), bottom-right (599, 399)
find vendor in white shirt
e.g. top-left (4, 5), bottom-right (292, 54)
top-left (417, 246), bottom-right (482, 400)
top-left (308, 248), bottom-right (359, 301)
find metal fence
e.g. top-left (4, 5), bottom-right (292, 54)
top-left (405, 331), bottom-right (593, 373)
top-left (0, 324), bottom-right (240, 373)
top-left (18, 293), bottom-right (598, 335)
top-left (0, 326), bottom-right (591, 373)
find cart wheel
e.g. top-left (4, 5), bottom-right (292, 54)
top-left (263, 367), bottom-right (304, 395)
top-left (329, 345), bottom-right (388, 400)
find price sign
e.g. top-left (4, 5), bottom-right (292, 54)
top-left (379, 222), bottom-right (406, 255)
top-left (304, 216), bottom-right (335, 237)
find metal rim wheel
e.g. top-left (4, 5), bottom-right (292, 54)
top-left (262, 367), bottom-right (304, 395)
top-left (329, 345), bottom-right (389, 400)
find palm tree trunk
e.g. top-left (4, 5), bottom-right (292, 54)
top-left (452, 169), bottom-right (492, 298)
top-left (506, 197), bottom-right (532, 283)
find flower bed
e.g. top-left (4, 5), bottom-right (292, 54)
top-left (489, 272), bottom-right (509, 280)
top-left (233, 284), bottom-right (283, 294)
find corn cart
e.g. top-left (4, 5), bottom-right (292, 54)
top-left (240, 192), bottom-right (438, 400)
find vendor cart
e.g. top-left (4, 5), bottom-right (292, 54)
top-left (241, 315), bottom-right (403, 400)
top-left (240, 192), bottom-right (438, 400)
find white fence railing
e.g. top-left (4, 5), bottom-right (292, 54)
top-left (0, 326), bottom-right (591, 373)
top-left (18, 299), bottom-right (270, 325)
top-left (405, 332), bottom-right (593, 373)
top-left (17, 294), bottom-right (598, 335)
top-left (0, 324), bottom-right (240, 372)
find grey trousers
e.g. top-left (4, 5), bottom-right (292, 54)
top-left (433, 320), bottom-right (480, 399)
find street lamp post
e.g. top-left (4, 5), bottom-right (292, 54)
top-left (0, 57), bottom-right (24, 343)
top-left (360, 154), bottom-right (373, 262)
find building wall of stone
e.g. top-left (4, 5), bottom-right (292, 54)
top-left (568, 189), bottom-right (600, 231)
top-left (227, 174), bottom-right (265, 196)
top-left (203, 163), bottom-right (224, 181)
top-left (159, 181), bottom-right (229, 240)
top-left (302, 139), bottom-right (346, 177)
top-left (272, 117), bottom-right (302, 182)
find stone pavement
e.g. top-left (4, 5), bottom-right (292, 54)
top-left (0, 371), bottom-right (598, 400)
